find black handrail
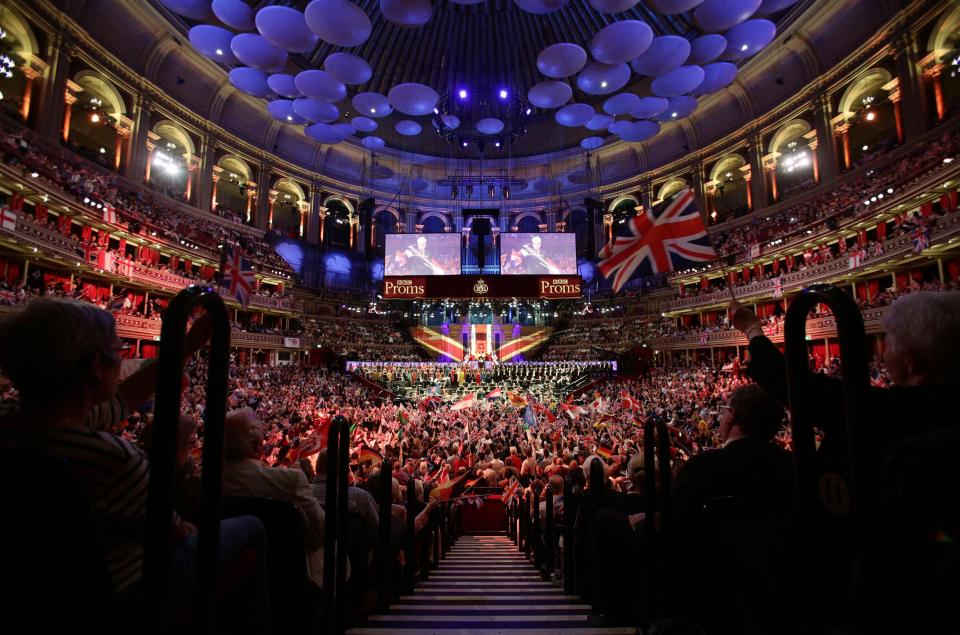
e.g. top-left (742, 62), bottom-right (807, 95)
top-left (542, 482), bottom-right (554, 580)
top-left (404, 478), bottom-right (417, 593)
top-left (531, 486), bottom-right (541, 569)
top-left (643, 419), bottom-right (657, 537)
top-left (335, 417), bottom-right (349, 635)
top-left (144, 285), bottom-right (230, 634)
top-left (784, 284), bottom-right (870, 524)
top-left (561, 479), bottom-right (577, 594)
top-left (589, 457), bottom-right (605, 507)
top-left (656, 419), bottom-right (672, 533)
top-left (376, 460), bottom-right (392, 612)
top-left (518, 492), bottom-right (527, 553)
top-left (322, 415), bottom-right (350, 635)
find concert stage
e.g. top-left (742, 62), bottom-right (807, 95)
top-left (410, 323), bottom-right (552, 361)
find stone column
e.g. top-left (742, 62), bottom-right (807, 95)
top-left (125, 93), bottom-right (152, 182)
top-left (894, 30), bottom-right (929, 141)
top-left (746, 132), bottom-right (768, 208)
top-left (812, 92), bottom-right (838, 182)
top-left (36, 35), bottom-right (72, 140)
top-left (196, 134), bottom-right (216, 212)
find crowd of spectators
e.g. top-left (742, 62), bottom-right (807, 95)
top-left (711, 130), bottom-right (960, 260)
top-left (0, 122), bottom-right (292, 273)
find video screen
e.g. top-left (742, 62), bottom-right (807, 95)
top-left (500, 233), bottom-right (577, 275)
top-left (384, 234), bottom-right (461, 276)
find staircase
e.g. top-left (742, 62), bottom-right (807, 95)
top-left (347, 534), bottom-right (636, 635)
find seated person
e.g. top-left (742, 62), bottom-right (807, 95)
top-left (0, 298), bottom-right (267, 630)
top-left (222, 408), bottom-right (328, 587)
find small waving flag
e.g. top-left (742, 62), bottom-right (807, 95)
top-left (221, 244), bottom-right (256, 308)
top-left (451, 392), bottom-right (478, 411)
top-left (507, 391), bottom-right (528, 408)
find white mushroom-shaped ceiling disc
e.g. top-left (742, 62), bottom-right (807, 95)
top-left (590, 20), bottom-right (653, 65)
top-left (212, 0), bottom-right (255, 30)
top-left (395, 120), bottom-right (422, 135)
top-left (305, 0), bottom-right (372, 47)
top-left (229, 67), bottom-right (272, 97)
top-left (230, 33), bottom-right (288, 73)
top-left (656, 95), bottom-right (698, 121)
top-left (388, 83), bottom-right (440, 116)
top-left (577, 62), bottom-right (632, 95)
top-left (555, 103), bottom-right (595, 127)
top-left (324, 53), bottom-right (373, 85)
top-left (651, 65), bottom-right (705, 98)
top-left (603, 93), bottom-right (643, 116)
top-left (630, 35), bottom-right (690, 76)
top-left (586, 113), bottom-right (614, 130)
top-left (441, 114), bottom-right (461, 129)
top-left (514, 0), bottom-right (570, 14)
top-left (256, 6), bottom-right (318, 53)
top-left (588, 0), bottom-right (639, 12)
top-left (688, 34), bottom-right (727, 65)
top-left (537, 43), bottom-right (588, 79)
top-left (646, 0), bottom-right (704, 14)
top-left (267, 73), bottom-right (301, 98)
top-left (293, 98), bottom-right (339, 122)
top-left (380, 0), bottom-right (433, 27)
top-left (694, 0), bottom-right (761, 32)
top-left (295, 70), bottom-right (347, 102)
top-left (630, 96), bottom-right (670, 119)
top-left (477, 118), bottom-right (505, 134)
top-left (722, 19), bottom-right (776, 59)
top-left (352, 92), bottom-right (393, 117)
top-left (527, 81), bottom-right (573, 109)
top-left (189, 25), bottom-right (239, 64)
top-left (351, 116), bottom-right (379, 132)
top-left (581, 136), bottom-right (605, 150)
top-left (159, 0), bottom-right (212, 20)
top-left (268, 100), bottom-right (308, 124)
top-left (361, 136), bottom-right (386, 150)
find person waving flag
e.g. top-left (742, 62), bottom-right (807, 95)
top-left (597, 189), bottom-right (715, 293)
top-left (220, 244), bottom-right (256, 308)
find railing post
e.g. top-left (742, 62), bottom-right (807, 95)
top-left (321, 416), bottom-right (347, 635)
top-left (144, 285), bottom-right (231, 634)
top-left (404, 478), bottom-right (417, 593)
top-left (562, 480), bottom-right (576, 594)
top-left (518, 493), bottom-right (527, 554)
top-left (531, 486), bottom-right (541, 569)
top-left (542, 484), bottom-right (554, 581)
top-left (376, 461), bottom-right (392, 612)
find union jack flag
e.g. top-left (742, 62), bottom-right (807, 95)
top-left (913, 224), bottom-right (930, 254)
top-left (698, 331), bottom-right (709, 346)
top-left (502, 477), bottom-right (521, 507)
top-left (221, 245), bottom-right (255, 308)
top-left (597, 189), bottom-right (715, 293)
top-left (772, 274), bottom-right (784, 299)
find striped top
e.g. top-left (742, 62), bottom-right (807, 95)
top-left (0, 396), bottom-right (149, 594)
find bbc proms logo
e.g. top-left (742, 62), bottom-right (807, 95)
top-left (540, 278), bottom-right (581, 296)
top-left (384, 278), bottom-right (425, 296)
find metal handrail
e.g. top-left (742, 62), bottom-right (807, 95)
top-left (143, 285), bottom-right (231, 633)
top-left (322, 415), bottom-right (350, 635)
top-left (376, 460), bottom-right (393, 611)
top-left (784, 284), bottom-right (871, 525)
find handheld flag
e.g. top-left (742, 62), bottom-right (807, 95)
top-left (596, 445), bottom-right (614, 460)
top-left (221, 244), bottom-right (256, 308)
top-left (502, 477), bottom-right (521, 506)
top-left (485, 388), bottom-right (503, 400)
top-left (358, 444), bottom-right (383, 466)
top-left (523, 404), bottom-right (538, 429)
top-left (597, 189), bottom-right (715, 293)
top-left (451, 392), bottom-right (478, 411)
top-left (507, 391), bottom-right (528, 408)
top-left (913, 224), bottom-right (930, 253)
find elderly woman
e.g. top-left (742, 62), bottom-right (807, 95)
top-left (0, 298), bottom-right (268, 630)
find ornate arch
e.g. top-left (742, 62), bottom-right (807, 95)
top-left (323, 195), bottom-right (354, 214)
top-left (928, 4), bottom-right (960, 60)
top-left (273, 177), bottom-right (306, 202)
top-left (73, 70), bottom-right (127, 117)
top-left (0, 6), bottom-right (39, 57)
top-left (512, 211), bottom-right (543, 225)
top-left (838, 68), bottom-right (893, 116)
top-left (152, 119), bottom-right (196, 156)
top-left (656, 178), bottom-right (688, 203)
top-left (418, 211), bottom-right (449, 230)
top-left (608, 195), bottom-right (639, 213)
top-left (709, 154), bottom-right (747, 183)
top-left (561, 204), bottom-right (586, 221)
top-left (216, 153), bottom-right (252, 180)
top-left (768, 119), bottom-right (812, 154)
top-left (373, 206), bottom-right (400, 221)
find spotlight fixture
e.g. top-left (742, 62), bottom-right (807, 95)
top-left (499, 89), bottom-right (508, 99)
top-left (458, 89), bottom-right (468, 99)
top-left (865, 111), bottom-right (875, 121)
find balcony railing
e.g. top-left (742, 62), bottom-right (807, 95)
top-left (660, 212), bottom-right (960, 312)
top-left (648, 306), bottom-right (889, 350)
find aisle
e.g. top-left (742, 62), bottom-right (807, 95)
top-left (346, 534), bottom-right (636, 635)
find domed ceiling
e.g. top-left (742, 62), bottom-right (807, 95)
top-left (162, 0), bottom-right (803, 158)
